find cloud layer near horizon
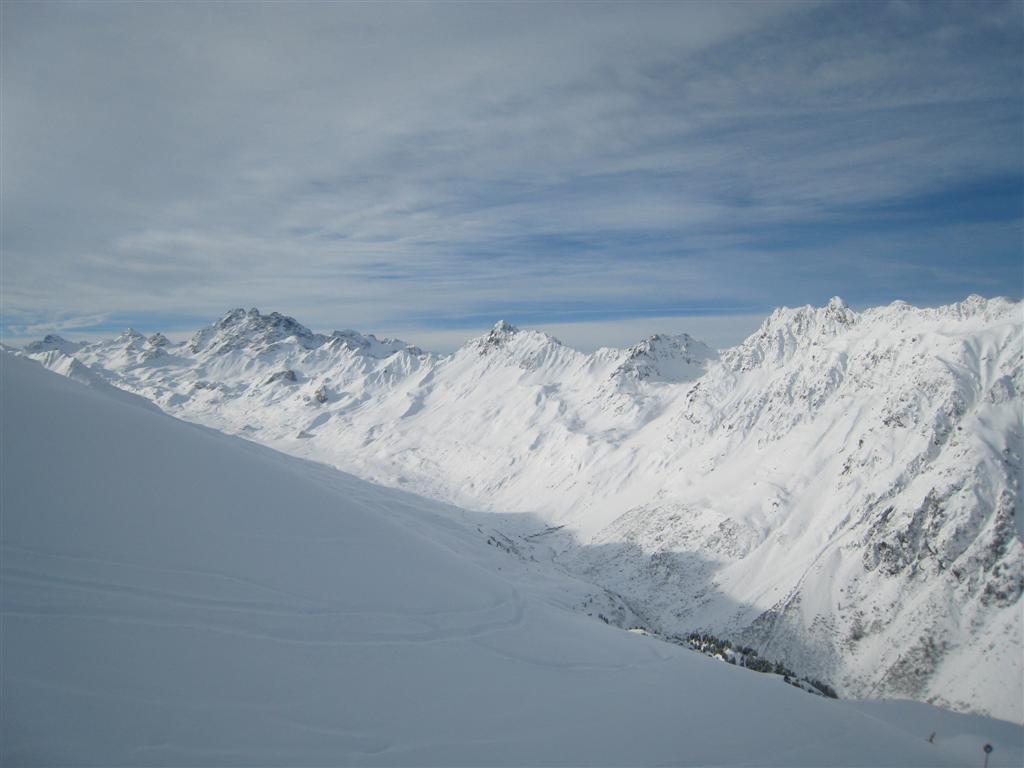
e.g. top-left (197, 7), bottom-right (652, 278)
top-left (2, 1), bottom-right (1021, 346)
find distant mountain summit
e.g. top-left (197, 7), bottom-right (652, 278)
top-left (23, 334), bottom-right (85, 355)
top-left (614, 333), bottom-right (717, 383)
top-left (185, 307), bottom-right (421, 360)
top-left (188, 308), bottom-right (321, 354)
top-left (723, 296), bottom-right (857, 371)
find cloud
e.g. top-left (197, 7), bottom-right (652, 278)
top-left (2, 1), bottom-right (1021, 342)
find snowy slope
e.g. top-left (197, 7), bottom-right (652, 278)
top-left (568, 297), bottom-right (1023, 720)
top-left (22, 295), bottom-right (1023, 721)
top-left (10, 352), bottom-right (1024, 766)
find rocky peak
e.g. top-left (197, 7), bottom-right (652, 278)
top-left (477, 320), bottom-right (520, 354)
top-left (23, 334), bottom-right (84, 355)
top-left (492, 320), bottom-right (517, 334)
top-left (216, 308), bottom-right (250, 328)
top-left (238, 309), bottom-right (313, 338)
top-left (118, 328), bottom-right (146, 344)
top-left (327, 329), bottom-right (422, 359)
top-left (330, 329), bottom-right (370, 346)
top-left (724, 298), bottom-right (859, 372)
top-left (615, 333), bottom-right (717, 382)
top-left (475, 320), bottom-right (567, 357)
top-left (190, 308), bottom-right (322, 355)
top-left (948, 294), bottom-right (1017, 322)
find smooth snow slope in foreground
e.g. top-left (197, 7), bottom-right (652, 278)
top-left (3, 352), bottom-right (1020, 766)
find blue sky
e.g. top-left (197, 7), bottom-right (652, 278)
top-left (1, 1), bottom-right (1021, 351)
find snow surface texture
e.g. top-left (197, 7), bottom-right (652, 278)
top-left (20, 296), bottom-right (1024, 723)
top-left (4, 352), bottom-right (1022, 766)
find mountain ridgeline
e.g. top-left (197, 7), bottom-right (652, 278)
top-left (24, 295), bottom-right (1023, 721)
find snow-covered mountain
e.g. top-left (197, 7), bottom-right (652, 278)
top-left (13, 351), bottom-right (1023, 765)
top-left (21, 295), bottom-right (1023, 722)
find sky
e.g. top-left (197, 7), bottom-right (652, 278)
top-left (2, 0), bottom-right (1022, 352)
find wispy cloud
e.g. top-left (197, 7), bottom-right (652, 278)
top-left (2, 1), bottom-right (1020, 346)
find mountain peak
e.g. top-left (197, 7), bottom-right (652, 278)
top-left (116, 328), bottom-right (146, 346)
top-left (476, 320), bottom-right (519, 352)
top-left (219, 308), bottom-right (242, 325)
top-left (190, 308), bottom-right (320, 355)
top-left (950, 293), bottom-right (1014, 320)
top-left (614, 332), bottom-right (717, 382)
top-left (470, 320), bottom-right (572, 364)
top-left (23, 334), bottom-right (84, 355)
top-left (492, 320), bottom-right (517, 334)
top-left (724, 298), bottom-right (859, 371)
top-left (326, 329), bottom-right (422, 359)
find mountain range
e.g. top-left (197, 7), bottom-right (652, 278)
top-left (20, 294), bottom-right (1023, 722)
